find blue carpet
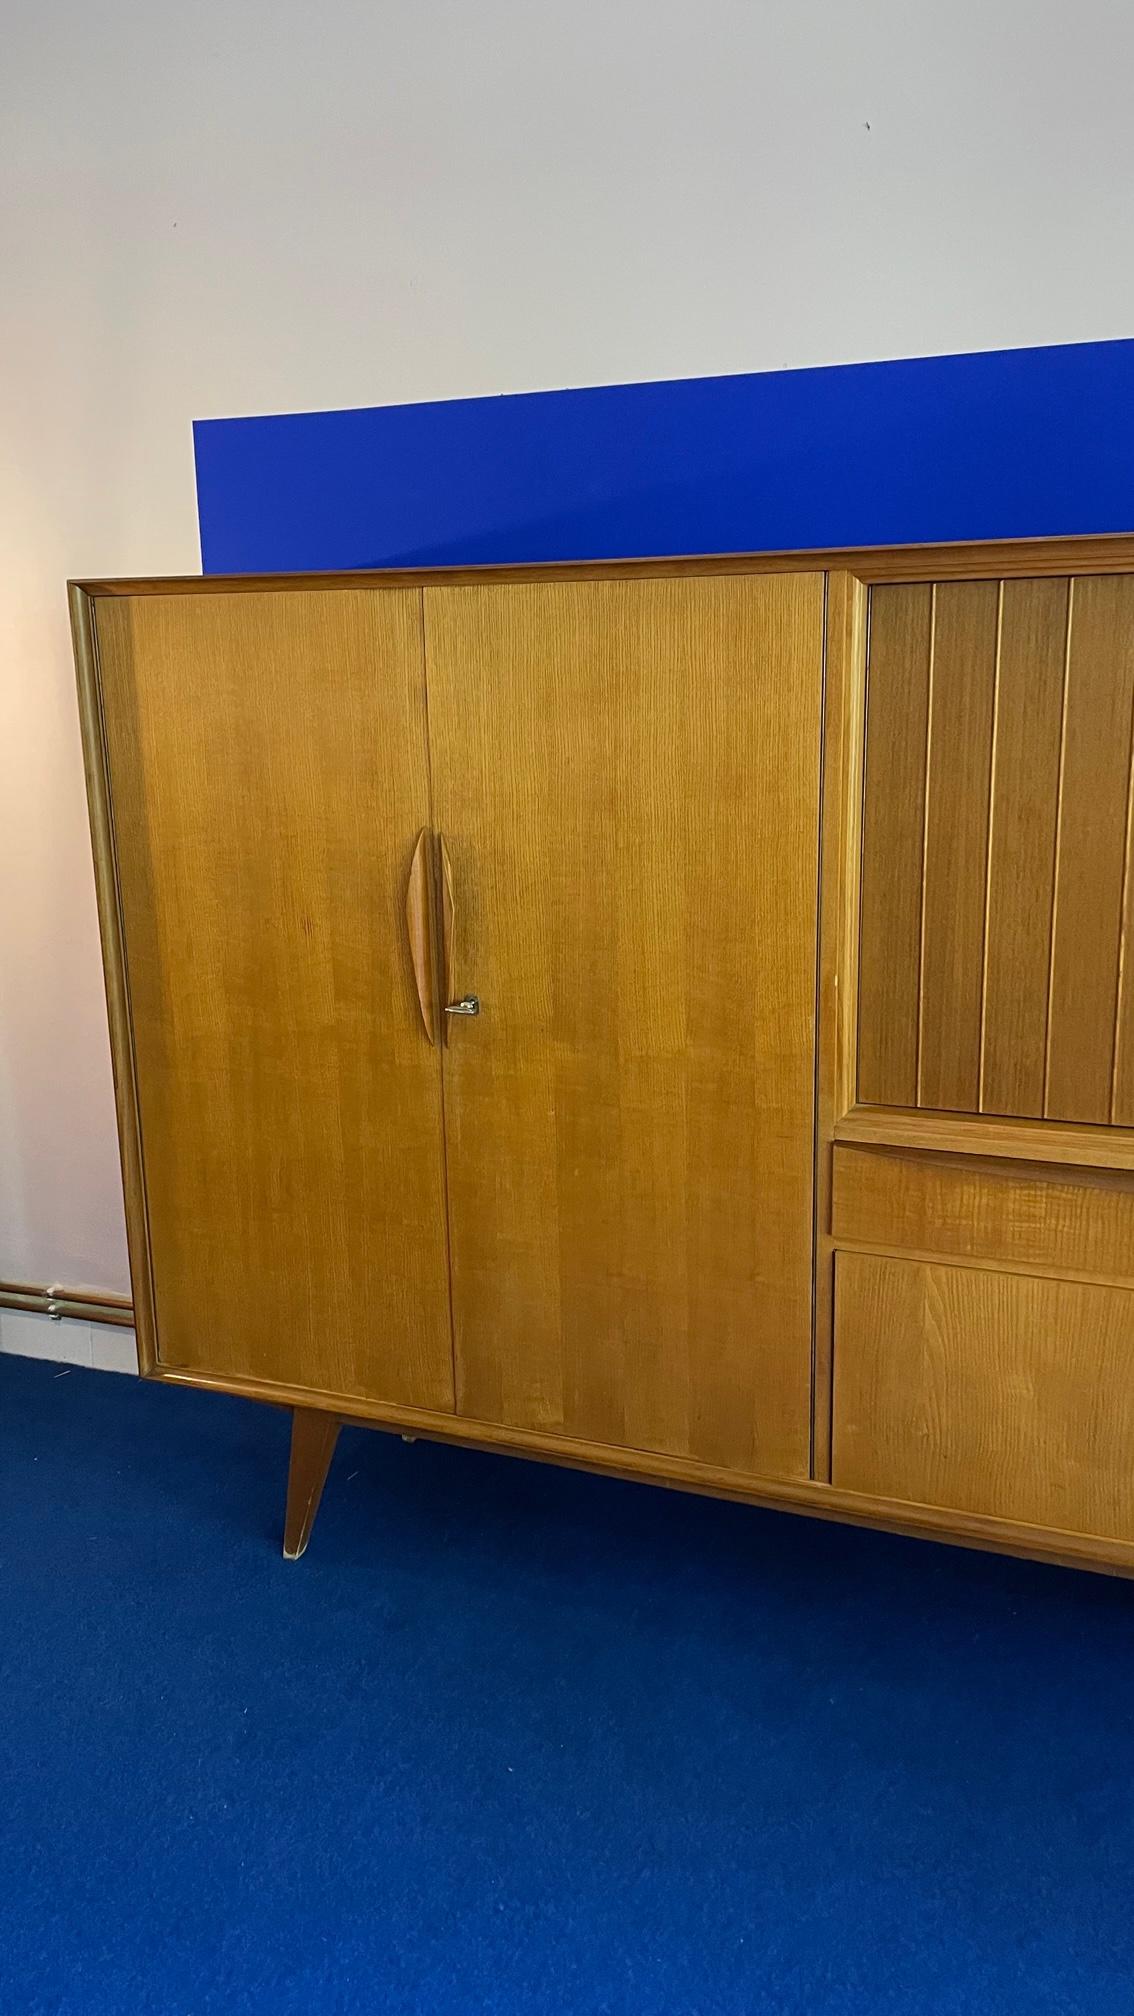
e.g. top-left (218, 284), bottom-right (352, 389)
top-left (2, 1354), bottom-right (1133, 2015)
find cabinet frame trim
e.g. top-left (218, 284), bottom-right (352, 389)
top-left (70, 585), bottom-right (160, 1375)
top-left (812, 571), bottom-right (869, 1478)
top-left (153, 1359), bottom-right (1134, 1578)
top-left (69, 530), bottom-right (1134, 600)
top-left (835, 1101), bottom-right (1134, 1171)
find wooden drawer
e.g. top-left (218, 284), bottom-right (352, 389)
top-left (831, 1143), bottom-right (1134, 1284)
top-left (832, 1252), bottom-right (1134, 1541)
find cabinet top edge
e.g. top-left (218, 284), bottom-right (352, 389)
top-left (69, 531), bottom-right (1134, 599)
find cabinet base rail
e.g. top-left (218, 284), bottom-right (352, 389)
top-left (245, 1381), bottom-right (1134, 1573)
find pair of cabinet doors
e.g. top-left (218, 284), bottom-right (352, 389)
top-left (93, 571), bottom-right (825, 1480)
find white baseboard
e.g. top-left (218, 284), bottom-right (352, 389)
top-left (0, 1307), bottom-right (137, 1374)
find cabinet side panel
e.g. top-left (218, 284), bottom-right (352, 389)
top-left (71, 587), bottom-right (151, 1371)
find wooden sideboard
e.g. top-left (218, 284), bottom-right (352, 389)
top-left (71, 535), bottom-right (1134, 1572)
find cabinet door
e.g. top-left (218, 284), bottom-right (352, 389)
top-left (424, 575), bottom-right (824, 1479)
top-left (94, 588), bottom-right (455, 1410)
top-left (857, 573), bottom-right (1134, 1122)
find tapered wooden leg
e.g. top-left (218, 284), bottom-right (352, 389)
top-left (283, 1407), bottom-right (341, 1559)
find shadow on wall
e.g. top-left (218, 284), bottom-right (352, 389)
top-left (193, 337), bottom-right (1134, 575)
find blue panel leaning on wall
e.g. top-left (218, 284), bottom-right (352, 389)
top-left (194, 338), bottom-right (1134, 574)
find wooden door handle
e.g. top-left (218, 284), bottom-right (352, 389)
top-left (439, 833), bottom-right (457, 1038)
top-left (405, 829), bottom-right (438, 1045)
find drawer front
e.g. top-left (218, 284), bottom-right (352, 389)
top-left (832, 1252), bottom-right (1134, 1541)
top-left (831, 1144), bottom-right (1134, 1283)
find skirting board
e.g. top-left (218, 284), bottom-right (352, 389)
top-left (0, 1308), bottom-right (137, 1374)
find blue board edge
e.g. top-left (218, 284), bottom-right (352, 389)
top-left (194, 338), bottom-right (1134, 575)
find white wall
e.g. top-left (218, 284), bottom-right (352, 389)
top-left (4, 0), bottom-right (1134, 1295)
top-left (0, 1310), bottom-right (136, 1376)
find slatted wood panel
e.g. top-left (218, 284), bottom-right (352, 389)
top-left (93, 590), bottom-right (456, 1409)
top-left (425, 575), bottom-right (824, 1480)
top-left (833, 1253), bottom-right (1134, 1541)
top-left (857, 575), bottom-right (1134, 1126)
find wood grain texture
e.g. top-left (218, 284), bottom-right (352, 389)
top-left (857, 585), bottom-right (932, 1105)
top-left (1046, 576), bottom-right (1134, 1121)
top-left (833, 1252), bottom-right (1134, 1542)
top-left (826, 575), bottom-right (871, 1126)
top-left (917, 581), bottom-right (999, 1111)
top-left (72, 586), bottom-right (160, 1373)
top-left (980, 579), bottom-right (1067, 1116)
top-left (832, 1144), bottom-right (1134, 1284)
top-left (283, 1408), bottom-right (341, 1559)
top-left (814, 572), bottom-right (869, 1479)
top-left (835, 1102), bottom-right (1134, 1171)
top-left (424, 574), bottom-right (824, 1479)
top-left (92, 588), bottom-right (455, 1409)
top-left (1111, 751), bottom-right (1134, 1123)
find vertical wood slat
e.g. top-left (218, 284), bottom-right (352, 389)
top-left (813, 572), bottom-right (869, 1483)
top-left (980, 579), bottom-right (1068, 1117)
top-left (1046, 577), bottom-right (1134, 1122)
top-left (917, 582), bottom-right (999, 1112)
top-left (1111, 699), bottom-right (1134, 1123)
top-left (857, 586), bottom-right (932, 1106)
